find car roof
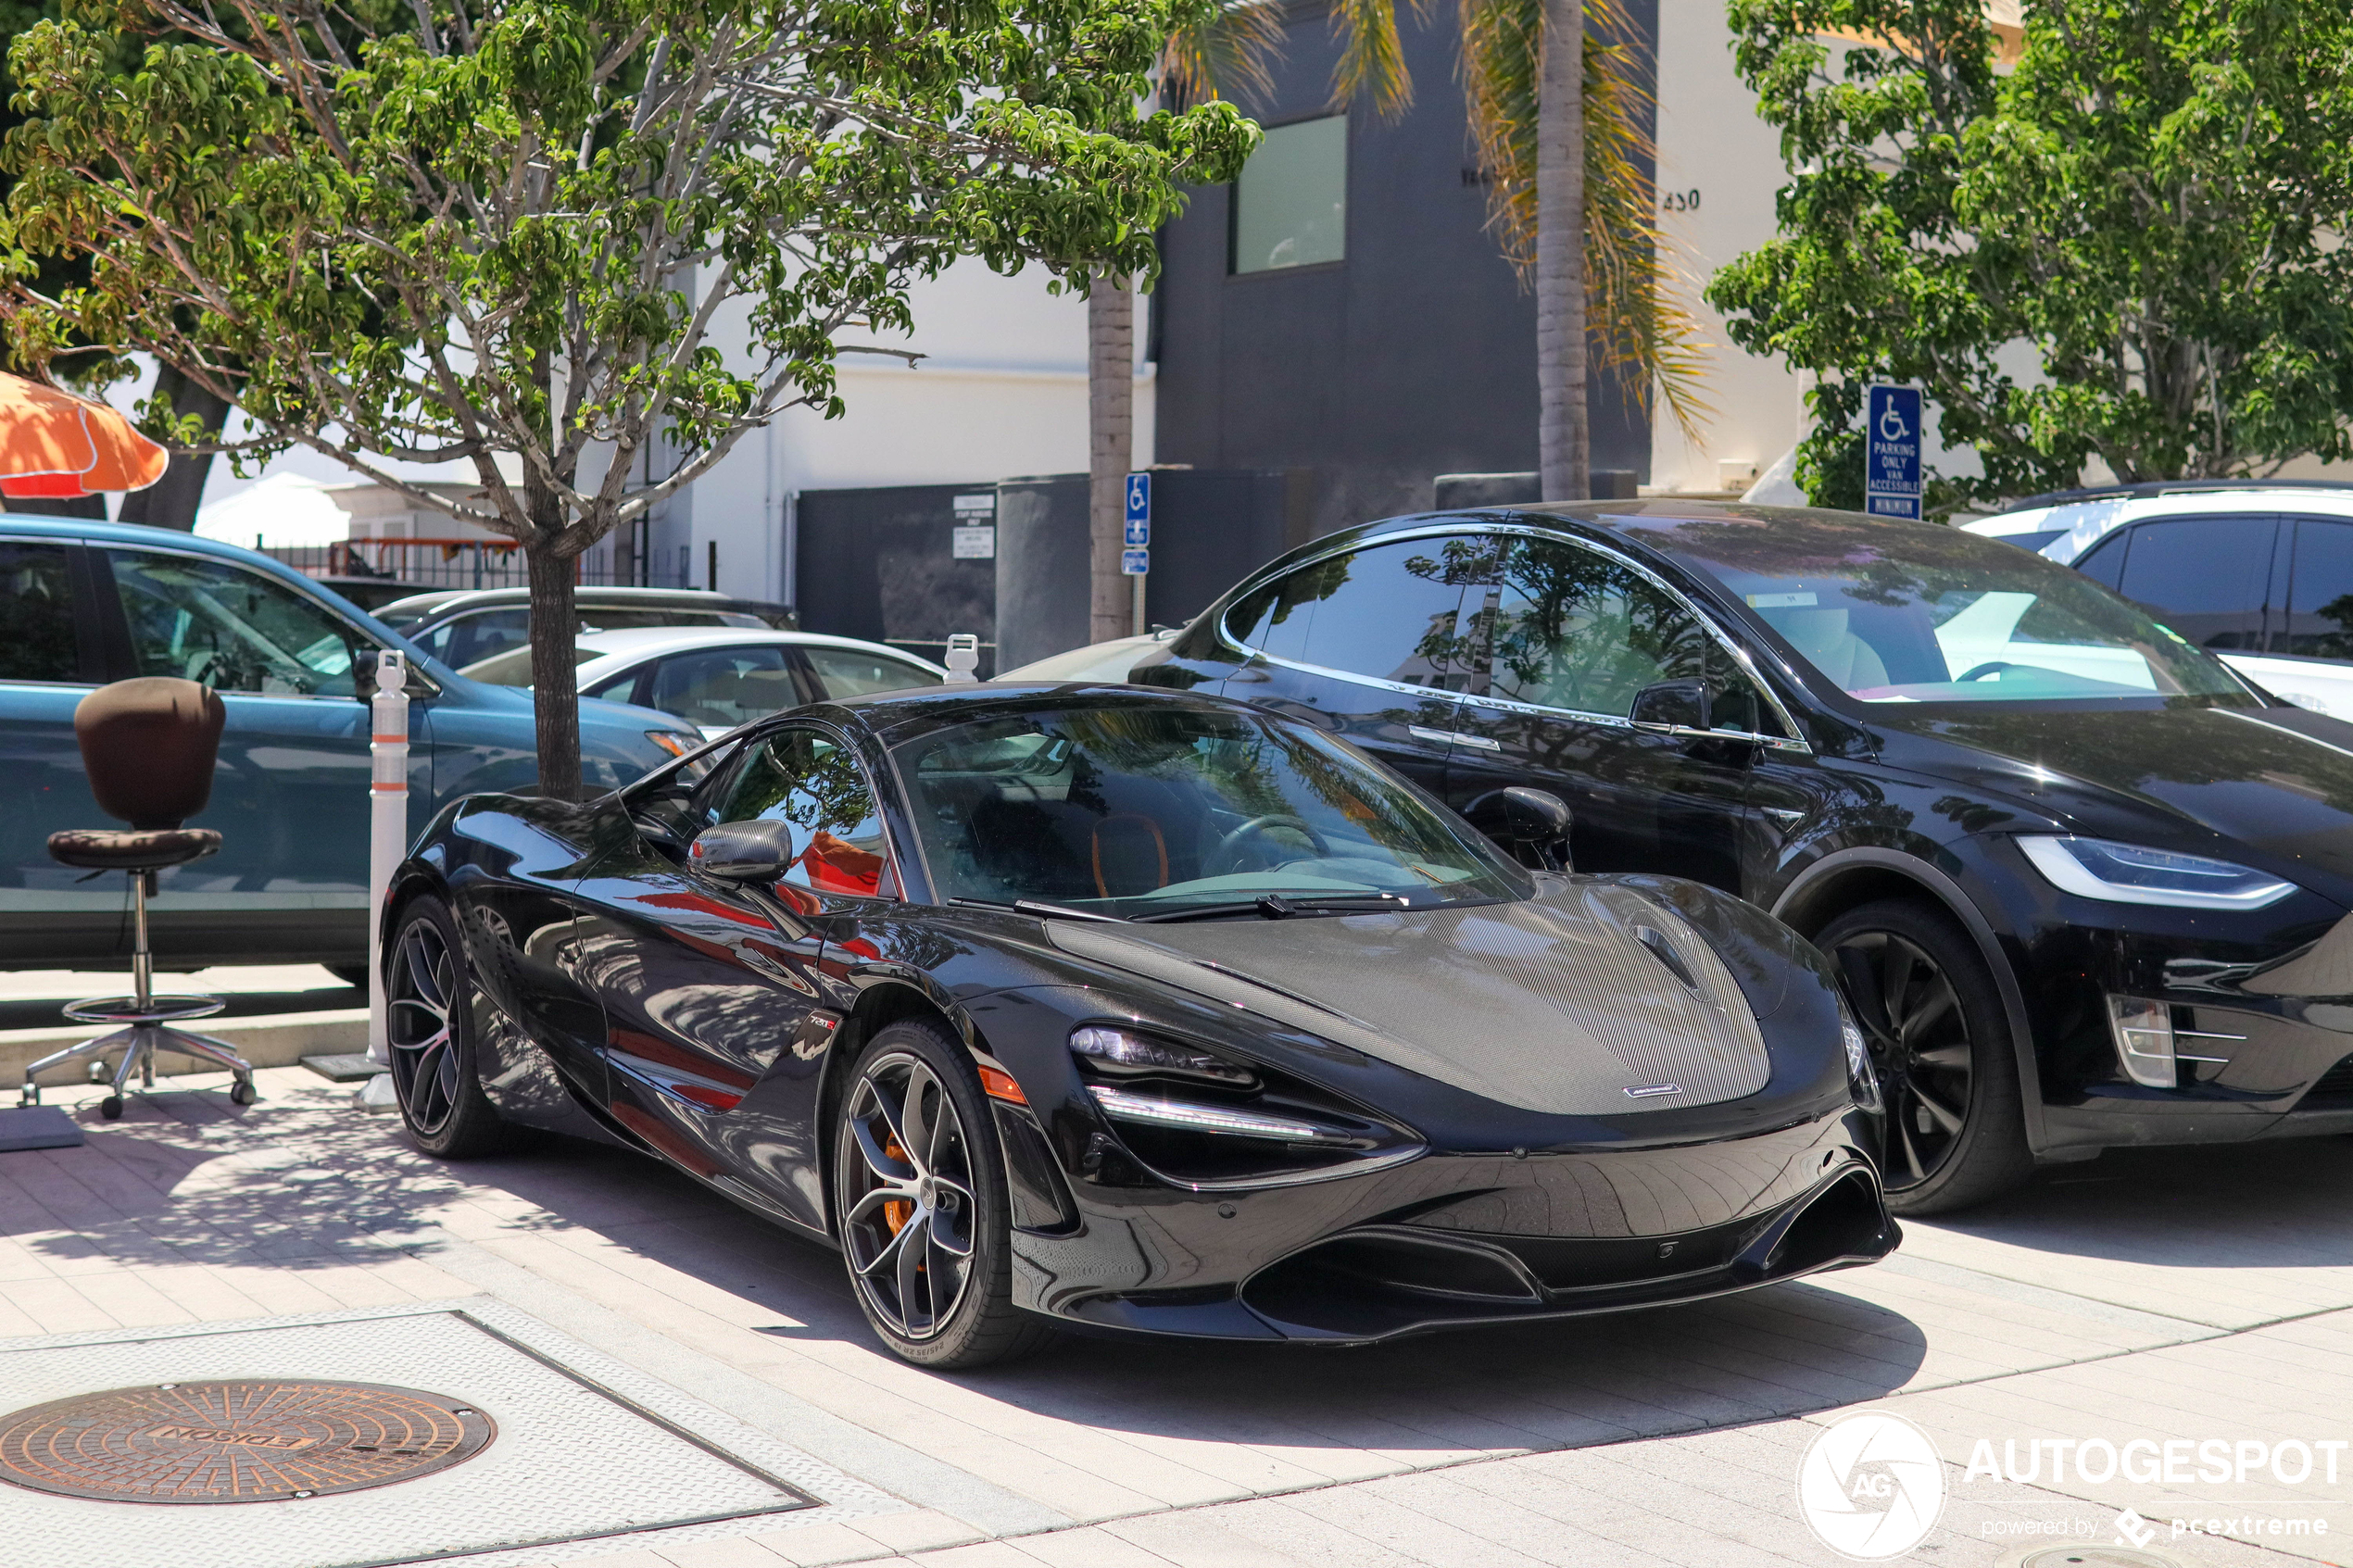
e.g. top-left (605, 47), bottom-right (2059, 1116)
top-left (0, 511), bottom-right (414, 627)
top-left (1956, 485), bottom-right (2353, 564)
top-left (573, 625), bottom-right (949, 670)
top-left (819, 679), bottom-right (1249, 745)
top-left (376, 583), bottom-right (791, 621)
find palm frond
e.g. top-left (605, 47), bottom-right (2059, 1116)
top-left (1164, 0), bottom-right (1290, 109)
top-left (1456, 0), bottom-right (1713, 442)
top-left (1329, 0), bottom-right (1428, 119)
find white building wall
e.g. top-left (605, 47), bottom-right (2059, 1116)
top-left (1648, 3), bottom-right (1812, 496)
top-left (190, 258), bottom-right (1152, 605)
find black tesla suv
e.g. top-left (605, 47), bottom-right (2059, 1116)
top-left (1124, 499), bottom-right (2353, 1213)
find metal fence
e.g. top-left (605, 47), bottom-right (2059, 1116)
top-left (261, 539), bottom-right (650, 593)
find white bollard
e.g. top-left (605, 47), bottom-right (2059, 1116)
top-left (943, 633), bottom-right (980, 684)
top-left (367, 650), bottom-right (410, 1068)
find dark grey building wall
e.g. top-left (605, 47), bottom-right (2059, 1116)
top-left (995, 469), bottom-right (1312, 670)
top-left (1153, 1), bottom-right (1655, 539)
top-left (796, 483), bottom-right (997, 671)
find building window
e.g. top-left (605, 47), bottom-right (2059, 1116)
top-left (1231, 115), bottom-right (1348, 275)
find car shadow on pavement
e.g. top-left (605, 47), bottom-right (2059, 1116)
top-left (5, 1082), bottom-right (1931, 1461)
top-left (1907, 1135), bottom-right (2353, 1277)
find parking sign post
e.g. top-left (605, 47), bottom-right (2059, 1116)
top-left (1864, 384), bottom-right (1924, 520)
top-left (1123, 472), bottom-right (1150, 634)
top-left (367, 650), bottom-right (409, 1069)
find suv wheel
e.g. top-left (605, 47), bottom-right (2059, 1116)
top-left (1818, 898), bottom-right (2033, 1215)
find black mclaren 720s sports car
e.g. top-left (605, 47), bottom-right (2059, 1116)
top-left (384, 684), bottom-right (1899, 1367)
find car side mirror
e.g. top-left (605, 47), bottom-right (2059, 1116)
top-left (1478, 786), bottom-right (1573, 872)
top-left (689, 820), bottom-right (796, 884)
top-left (1629, 679), bottom-right (1711, 732)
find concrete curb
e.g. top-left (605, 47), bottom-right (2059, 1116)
top-left (0, 1009), bottom-right (367, 1087)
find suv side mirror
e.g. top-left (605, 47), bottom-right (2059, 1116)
top-left (1629, 679), bottom-right (1711, 732)
top-left (689, 820), bottom-right (797, 884)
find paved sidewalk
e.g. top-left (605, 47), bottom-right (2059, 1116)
top-left (3, 1065), bottom-right (2349, 1567)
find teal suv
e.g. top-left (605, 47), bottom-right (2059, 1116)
top-left (0, 517), bottom-right (700, 972)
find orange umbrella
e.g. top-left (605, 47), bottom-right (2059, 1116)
top-left (0, 372), bottom-right (168, 498)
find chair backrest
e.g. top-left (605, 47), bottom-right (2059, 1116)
top-left (74, 678), bottom-right (226, 829)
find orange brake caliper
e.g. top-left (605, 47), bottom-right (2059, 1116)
top-left (881, 1134), bottom-right (912, 1235)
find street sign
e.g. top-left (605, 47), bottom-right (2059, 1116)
top-left (1864, 384), bottom-right (1922, 521)
top-left (1121, 548), bottom-right (1149, 576)
top-left (1124, 471), bottom-right (1151, 547)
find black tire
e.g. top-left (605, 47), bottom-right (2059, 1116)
top-left (99, 1096), bottom-right (122, 1121)
top-left (385, 895), bottom-right (511, 1159)
top-left (1818, 897), bottom-right (2034, 1215)
top-left (833, 1019), bottom-right (1055, 1369)
top-left (324, 962), bottom-right (371, 989)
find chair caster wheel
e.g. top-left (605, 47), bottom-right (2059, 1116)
top-left (99, 1096), bottom-right (123, 1121)
top-left (230, 1081), bottom-right (257, 1107)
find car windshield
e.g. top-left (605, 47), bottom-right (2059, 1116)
top-left (892, 705), bottom-right (1527, 918)
top-left (1647, 512), bottom-right (2256, 706)
top-left (458, 643), bottom-right (598, 685)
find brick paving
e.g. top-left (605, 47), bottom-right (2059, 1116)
top-left (2, 1063), bottom-right (2349, 1567)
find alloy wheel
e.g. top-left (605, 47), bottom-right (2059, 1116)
top-left (1831, 930), bottom-right (1974, 1190)
top-left (838, 1052), bottom-right (978, 1341)
top-left (387, 917), bottom-right (462, 1135)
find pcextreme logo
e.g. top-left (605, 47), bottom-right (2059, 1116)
top-left (1796, 1410), bottom-right (1948, 1561)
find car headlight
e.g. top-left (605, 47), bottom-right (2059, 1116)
top-left (645, 730), bottom-right (700, 760)
top-left (1837, 997), bottom-right (1881, 1112)
top-left (2015, 836), bottom-right (2296, 911)
top-left (1067, 1023), bottom-right (1421, 1188)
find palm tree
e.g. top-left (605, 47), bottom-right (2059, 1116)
top-left (1081, 0), bottom-right (1707, 620)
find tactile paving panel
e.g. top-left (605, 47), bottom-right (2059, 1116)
top-left (0, 1307), bottom-right (832, 1568)
top-left (0, 1379), bottom-right (493, 1502)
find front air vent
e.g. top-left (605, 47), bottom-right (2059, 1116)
top-left (1632, 924), bottom-right (1700, 995)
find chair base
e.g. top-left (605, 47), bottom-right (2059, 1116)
top-left (19, 1022), bottom-right (258, 1115)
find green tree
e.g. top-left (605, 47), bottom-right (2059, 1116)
top-left (1709, 0), bottom-right (2353, 516)
top-left (3, 0), bottom-right (1253, 795)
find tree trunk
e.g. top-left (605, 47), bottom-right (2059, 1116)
top-left (524, 487), bottom-right (583, 802)
top-left (1088, 274), bottom-right (1135, 646)
top-left (118, 363), bottom-right (232, 531)
top-left (1535, 0), bottom-right (1589, 503)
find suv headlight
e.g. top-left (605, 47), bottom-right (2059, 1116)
top-left (2016, 836), bottom-right (2296, 911)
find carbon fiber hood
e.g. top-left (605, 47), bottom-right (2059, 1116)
top-left (1045, 880), bottom-right (1772, 1116)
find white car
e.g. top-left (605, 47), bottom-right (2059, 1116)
top-left (461, 627), bottom-right (949, 737)
top-left (994, 627), bottom-right (1180, 683)
top-left (1962, 483), bottom-right (2353, 716)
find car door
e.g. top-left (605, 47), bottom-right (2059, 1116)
top-left (96, 544), bottom-right (433, 963)
top-left (1443, 532), bottom-right (1789, 892)
top-left (794, 644), bottom-right (944, 700)
top-left (2084, 514), bottom-right (2284, 652)
top-left (570, 723), bottom-right (885, 1229)
top-left (630, 645), bottom-right (806, 733)
top-left (0, 537), bottom-right (114, 962)
top-left (1216, 533), bottom-right (1497, 794)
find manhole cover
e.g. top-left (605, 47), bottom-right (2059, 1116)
top-left (2011, 1547), bottom-right (2186, 1568)
top-left (0, 1379), bottom-right (494, 1503)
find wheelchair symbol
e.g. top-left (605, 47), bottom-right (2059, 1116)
top-left (1879, 401), bottom-right (1911, 443)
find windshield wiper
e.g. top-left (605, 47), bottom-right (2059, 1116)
top-left (1132, 893), bottom-right (1409, 924)
top-left (948, 897), bottom-right (1126, 924)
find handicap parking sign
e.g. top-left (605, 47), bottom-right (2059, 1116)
top-left (1124, 472), bottom-right (1151, 546)
top-left (1864, 385), bottom-right (1922, 521)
